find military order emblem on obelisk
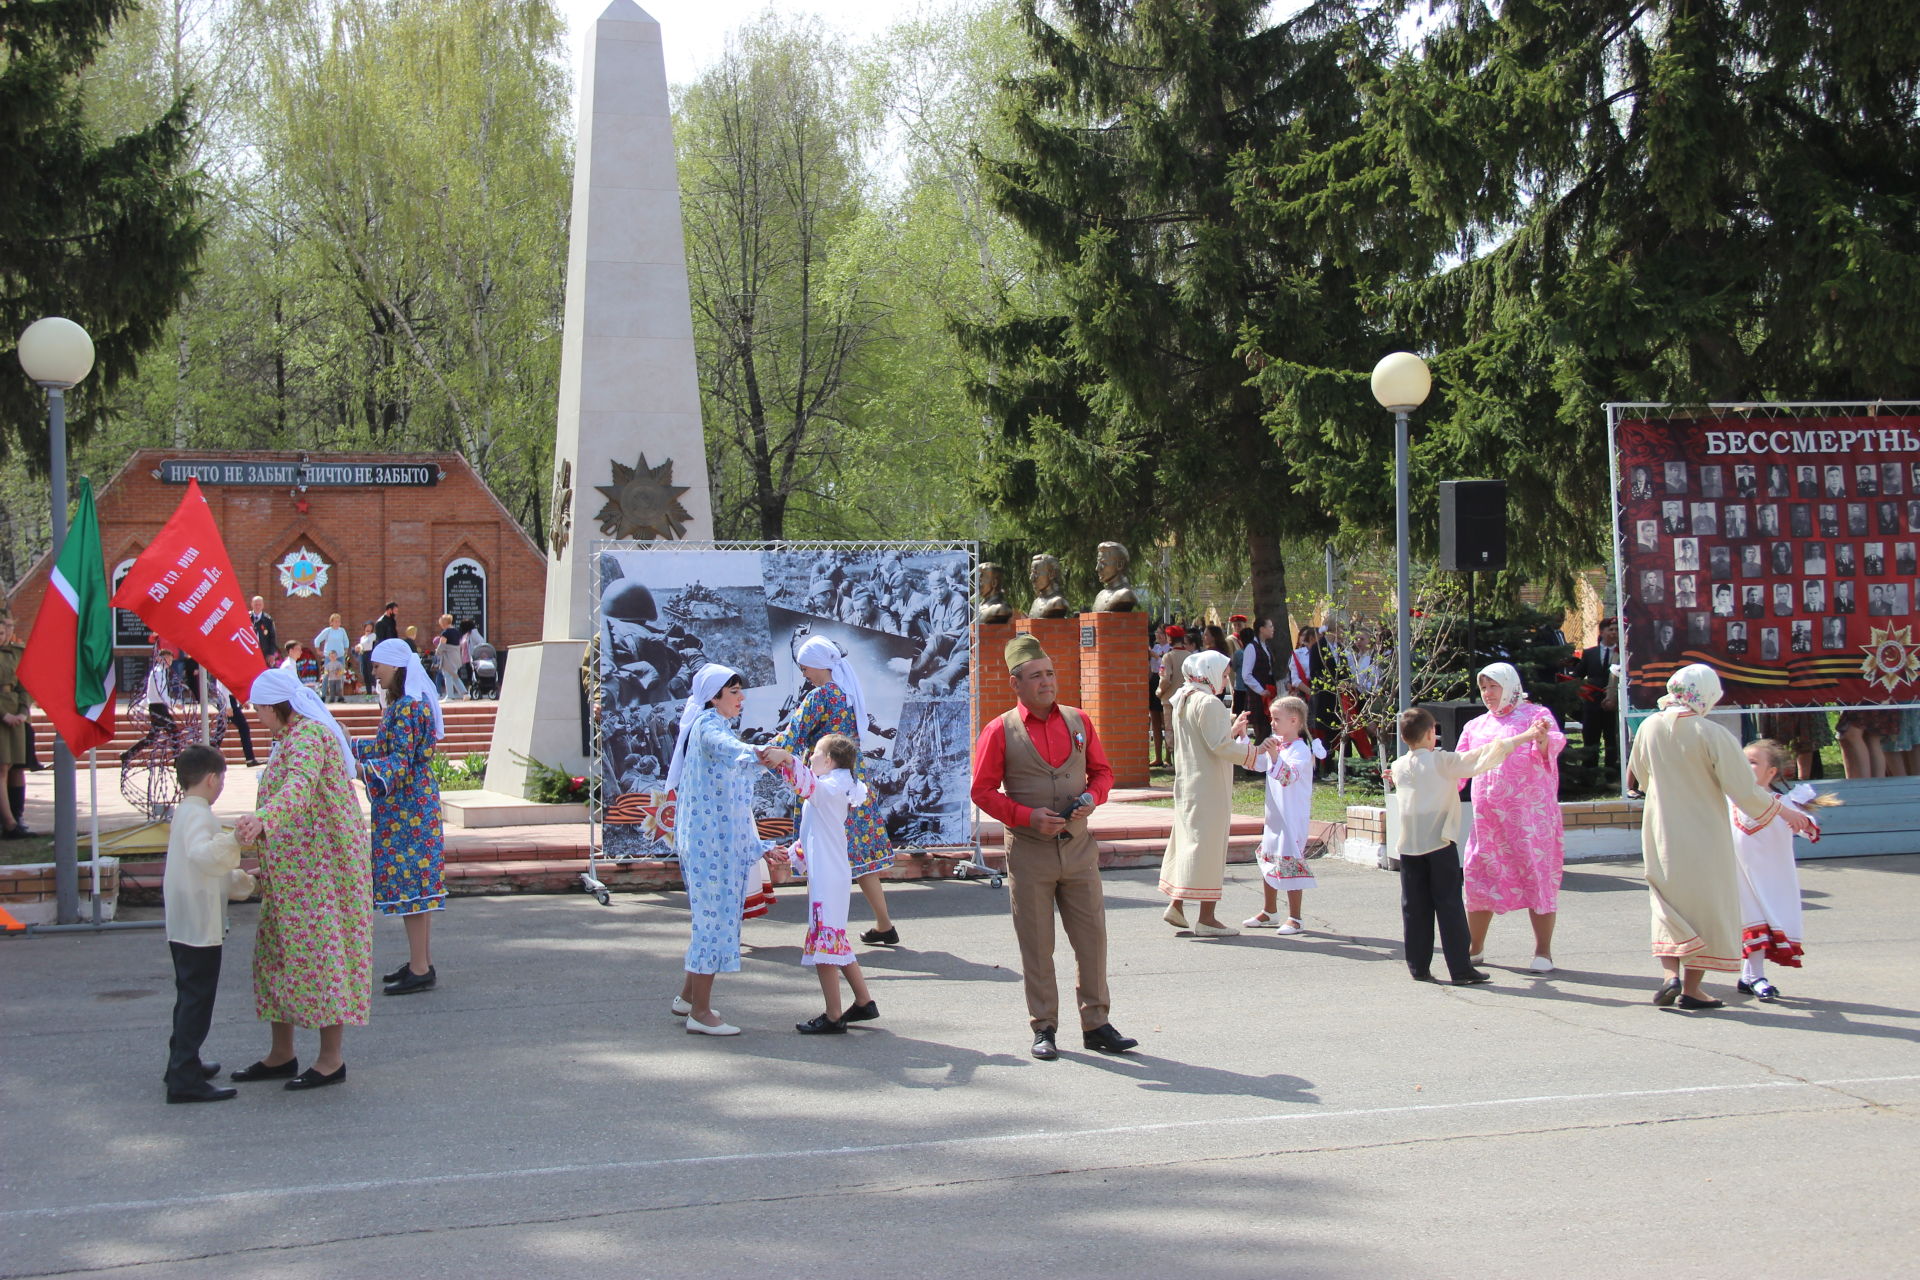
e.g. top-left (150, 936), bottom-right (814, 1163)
top-left (486, 0), bottom-right (714, 796)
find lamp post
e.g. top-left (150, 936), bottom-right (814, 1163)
top-left (1371, 351), bottom-right (1432, 752)
top-left (17, 317), bottom-right (96, 924)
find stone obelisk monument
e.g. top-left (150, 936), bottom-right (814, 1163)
top-left (486, 0), bottom-right (712, 797)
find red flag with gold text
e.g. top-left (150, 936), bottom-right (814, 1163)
top-left (109, 479), bottom-right (267, 696)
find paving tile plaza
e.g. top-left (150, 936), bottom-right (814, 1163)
top-left (3, 848), bottom-right (1915, 1278)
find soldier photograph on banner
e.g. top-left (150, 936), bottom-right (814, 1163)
top-left (594, 545), bottom-right (973, 862)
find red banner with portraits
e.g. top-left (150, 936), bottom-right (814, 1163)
top-left (1615, 413), bottom-right (1920, 710)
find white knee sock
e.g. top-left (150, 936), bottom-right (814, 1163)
top-left (1742, 953), bottom-right (1766, 982)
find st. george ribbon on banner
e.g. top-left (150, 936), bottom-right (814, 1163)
top-left (109, 478), bottom-right (268, 695)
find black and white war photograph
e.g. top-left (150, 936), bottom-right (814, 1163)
top-left (596, 546), bottom-right (974, 861)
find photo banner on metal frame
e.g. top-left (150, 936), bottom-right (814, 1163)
top-left (1612, 406), bottom-right (1920, 711)
top-left (591, 542), bottom-right (974, 862)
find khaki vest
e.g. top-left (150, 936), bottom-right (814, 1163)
top-left (1000, 705), bottom-right (1097, 859)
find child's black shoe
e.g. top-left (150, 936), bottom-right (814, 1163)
top-left (840, 1000), bottom-right (879, 1023)
top-left (796, 1013), bottom-right (846, 1035)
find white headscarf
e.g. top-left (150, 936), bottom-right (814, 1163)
top-left (1181, 649), bottom-right (1232, 697)
top-left (372, 637), bottom-right (444, 741)
top-left (794, 634), bottom-right (866, 739)
top-left (249, 667), bottom-right (354, 777)
top-left (665, 663), bottom-right (741, 792)
top-left (1658, 663), bottom-right (1724, 716)
top-left (1477, 662), bottom-right (1527, 714)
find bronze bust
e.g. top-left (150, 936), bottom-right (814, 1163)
top-left (1026, 554), bottom-right (1072, 618)
top-left (1091, 541), bottom-right (1138, 612)
top-left (974, 562), bottom-right (1013, 624)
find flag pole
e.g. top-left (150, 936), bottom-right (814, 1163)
top-left (88, 748), bottom-right (101, 925)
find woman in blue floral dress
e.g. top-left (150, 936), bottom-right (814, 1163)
top-left (670, 664), bottom-right (777, 1036)
top-left (764, 635), bottom-right (897, 943)
top-left (355, 638), bottom-right (445, 996)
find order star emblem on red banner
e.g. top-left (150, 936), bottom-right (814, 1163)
top-left (1859, 623), bottom-right (1920, 692)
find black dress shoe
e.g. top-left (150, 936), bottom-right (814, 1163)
top-left (1675, 993), bottom-right (1725, 1010)
top-left (840, 1000), bottom-right (879, 1024)
top-left (231, 1058), bottom-right (299, 1082)
top-left (199, 1061), bottom-right (221, 1079)
top-left (1031, 1027), bottom-right (1058, 1060)
top-left (1081, 1023), bottom-right (1138, 1054)
top-left (2, 825), bottom-right (31, 840)
top-left (384, 965), bottom-right (436, 995)
top-left (383, 962), bottom-right (412, 984)
top-left (860, 926), bottom-right (899, 946)
top-left (1451, 969), bottom-right (1493, 986)
top-left (796, 1013), bottom-right (846, 1035)
top-left (1652, 978), bottom-right (1683, 1007)
top-left (285, 1064), bottom-right (347, 1091)
top-left (1410, 971), bottom-right (1439, 983)
top-left (167, 1079), bottom-right (237, 1104)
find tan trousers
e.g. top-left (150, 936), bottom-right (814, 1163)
top-left (1006, 832), bottom-right (1110, 1033)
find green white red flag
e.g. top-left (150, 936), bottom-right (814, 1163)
top-left (18, 477), bottom-right (116, 753)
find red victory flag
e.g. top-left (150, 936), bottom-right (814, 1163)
top-left (110, 479), bottom-right (267, 697)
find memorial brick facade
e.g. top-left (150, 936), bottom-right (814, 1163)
top-left (7, 450), bottom-right (546, 673)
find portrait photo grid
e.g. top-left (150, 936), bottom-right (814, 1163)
top-left (1615, 414), bottom-right (1920, 711)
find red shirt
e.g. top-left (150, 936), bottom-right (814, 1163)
top-left (971, 702), bottom-right (1113, 831)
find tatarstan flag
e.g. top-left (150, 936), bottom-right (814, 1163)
top-left (19, 477), bottom-right (116, 753)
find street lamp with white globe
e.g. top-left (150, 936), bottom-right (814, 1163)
top-left (17, 317), bottom-right (96, 924)
top-left (1372, 351), bottom-right (1431, 745)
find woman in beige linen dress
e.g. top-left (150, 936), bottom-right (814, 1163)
top-left (1159, 649), bottom-right (1262, 937)
top-left (1628, 665), bottom-right (1814, 1009)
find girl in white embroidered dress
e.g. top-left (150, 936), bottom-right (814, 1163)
top-left (780, 734), bottom-right (878, 1033)
top-left (1730, 739), bottom-right (1837, 1001)
top-left (1244, 696), bottom-right (1321, 934)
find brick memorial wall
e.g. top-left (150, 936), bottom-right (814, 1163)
top-left (8, 450), bottom-right (546, 678)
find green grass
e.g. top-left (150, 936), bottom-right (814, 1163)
top-left (1132, 764), bottom-right (1383, 821)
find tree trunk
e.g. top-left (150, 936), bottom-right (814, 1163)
top-left (1248, 525), bottom-right (1291, 642)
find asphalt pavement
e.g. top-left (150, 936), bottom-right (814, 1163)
top-left (3, 853), bottom-right (1916, 1278)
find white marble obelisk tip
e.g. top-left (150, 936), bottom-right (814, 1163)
top-left (485, 0), bottom-right (710, 791)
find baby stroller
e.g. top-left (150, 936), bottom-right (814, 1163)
top-left (469, 642), bottom-right (500, 699)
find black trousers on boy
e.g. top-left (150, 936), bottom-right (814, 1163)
top-left (1400, 842), bottom-right (1474, 980)
top-left (165, 941), bottom-right (222, 1091)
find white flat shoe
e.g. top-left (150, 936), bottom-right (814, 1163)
top-left (1241, 912), bottom-right (1277, 929)
top-left (1191, 921), bottom-right (1240, 938)
top-left (685, 1016), bottom-right (740, 1036)
top-left (1528, 956), bottom-right (1555, 973)
top-left (670, 996), bottom-right (693, 1016)
top-left (1163, 904), bottom-right (1189, 929)
top-left (1275, 918), bottom-right (1305, 936)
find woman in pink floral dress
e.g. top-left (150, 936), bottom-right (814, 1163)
top-left (230, 669), bottom-right (372, 1092)
top-left (1456, 663), bottom-right (1567, 972)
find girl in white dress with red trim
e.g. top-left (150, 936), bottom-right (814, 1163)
top-left (1245, 696), bottom-right (1322, 934)
top-left (1730, 738), bottom-right (1838, 1001)
top-left (776, 734), bottom-right (879, 1034)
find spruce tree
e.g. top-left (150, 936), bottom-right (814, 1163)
top-left (963, 0), bottom-right (1391, 626)
top-left (0, 0), bottom-right (205, 463)
top-left (1371, 0), bottom-right (1920, 587)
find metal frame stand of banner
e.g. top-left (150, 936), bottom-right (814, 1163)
top-left (581, 538), bottom-right (988, 905)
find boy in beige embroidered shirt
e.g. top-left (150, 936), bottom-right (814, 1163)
top-left (162, 745), bottom-right (253, 1103)
top-left (1389, 708), bottom-right (1546, 985)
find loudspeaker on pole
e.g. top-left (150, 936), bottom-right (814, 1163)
top-left (1439, 479), bottom-right (1508, 571)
